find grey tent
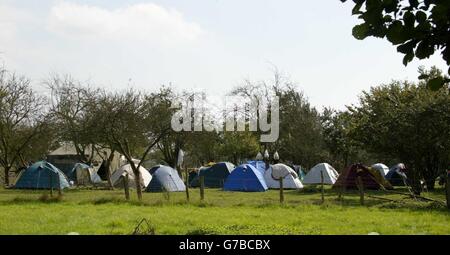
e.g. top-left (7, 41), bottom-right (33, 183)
top-left (146, 165), bottom-right (186, 192)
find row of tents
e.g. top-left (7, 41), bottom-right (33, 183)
top-left (188, 161), bottom-right (407, 192)
top-left (13, 161), bottom-right (187, 192)
top-left (12, 159), bottom-right (409, 193)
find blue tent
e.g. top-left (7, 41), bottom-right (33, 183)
top-left (223, 164), bottom-right (268, 192)
top-left (146, 165), bottom-right (186, 192)
top-left (14, 161), bottom-right (70, 189)
top-left (386, 164), bottom-right (409, 186)
top-left (190, 162), bottom-right (235, 188)
top-left (247, 160), bottom-right (266, 172)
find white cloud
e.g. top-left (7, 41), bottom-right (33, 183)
top-left (47, 2), bottom-right (204, 45)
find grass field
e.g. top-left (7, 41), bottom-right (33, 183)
top-left (0, 186), bottom-right (449, 235)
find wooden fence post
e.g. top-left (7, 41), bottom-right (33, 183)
top-left (321, 171), bottom-right (325, 203)
top-left (49, 173), bottom-right (53, 197)
top-left (57, 175), bottom-right (62, 196)
top-left (279, 178), bottom-right (284, 204)
top-left (185, 167), bottom-right (190, 202)
top-left (200, 175), bottom-right (205, 201)
top-left (446, 171), bottom-right (450, 210)
top-left (357, 176), bottom-right (364, 205)
top-left (123, 173), bottom-right (130, 201)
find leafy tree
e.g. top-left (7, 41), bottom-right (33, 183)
top-left (218, 130), bottom-right (260, 165)
top-left (184, 131), bottom-right (222, 166)
top-left (348, 68), bottom-right (450, 191)
top-left (341, 0), bottom-right (450, 89)
top-left (321, 109), bottom-right (369, 170)
top-left (275, 85), bottom-right (326, 169)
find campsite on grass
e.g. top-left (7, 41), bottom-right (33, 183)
top-left (0, 1), bottom-right (449, 236)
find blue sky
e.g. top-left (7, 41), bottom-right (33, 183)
top-left (0, 0), bottom-right (447, 110)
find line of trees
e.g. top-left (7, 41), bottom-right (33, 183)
top-left (1, 65), bottom-right (449, 196)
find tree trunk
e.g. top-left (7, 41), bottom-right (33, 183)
top-left (3, 167), bottom-right (10, 187)
top-left (133, 169), bottom-right (143, 201)
top-left (105, 152), bottom-right (115, 190)
top-left (410, 165), bottom-right (422, 195)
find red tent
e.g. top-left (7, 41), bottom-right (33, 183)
top-left (333, 163), bottom-right (393, 190)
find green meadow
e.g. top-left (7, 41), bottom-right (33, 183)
top-left (0, 187), bottom-right (449, 235)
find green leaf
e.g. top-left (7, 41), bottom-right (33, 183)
top-left (415, 11), bottom-right (427, 23)
top-left (415, 40), bottom-right (434, 59)
top-left (427, 77), bottom-right (444, 91)
top-left (403, 11), bottom-right (415, 27)
top-left (352, 23), bottom-right (370, 40)
top-left (352, 2), bottom-right (364, 15)
top-left (397, 41), bottom-right (415, 54)
top-left (408, 0), bottom-right (419, 8)
top-left (383, 0), bottom-right (398, 12)
top-left (418, 74), bottom-right (429, 80)
top-left (402, 52), bottom-right (414, 66)
top-left (386, 21), bottom-right (408, 45)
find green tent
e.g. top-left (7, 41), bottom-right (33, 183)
top-left (14, 161), bottom-right (70, 189)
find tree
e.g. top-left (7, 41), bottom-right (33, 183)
top-left (321, 108), bottom-right (374, 170)
top-left (341, 0), bottom-right (450, 89)
top-left (93, 88), bottom-right (171, 200)
top-left (0, 69), bottom-right (48, 186)
top-left (275, 85), bottom-right (327, 169)
top-left (47, 75), bottom-right (102, 164)
top-left (348, 68), bottom-right (450, 191)
top-left (155, 88), bottom-right (192, 174)
top-left (231, 72), bottom-right (327, 168)
top-left (218, 130), bottom-right (260, 165)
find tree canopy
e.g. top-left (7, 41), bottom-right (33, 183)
top-left (341, 0), bottom-right (450, 89)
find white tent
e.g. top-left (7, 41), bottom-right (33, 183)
top-left (303, 163), bottom-right (339, 185)
top-left (371, 163), bottom-right (389, 177)
top-left (111, 164), bottom-right (152, 189)
top-left (73, 163), bottom-right (102, 185)
top-left (264, 164), bottom-right (303, 189)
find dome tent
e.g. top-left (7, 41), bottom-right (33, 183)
top-left (146, 165), bottom-right (186, 192)
top-left (72, 163), bottom-right (102, 185)
top-left (385, 163), bottom-right (408, 186)
top-left (303, 163), bottom-right (339, 185)
top-left (111, 164), bottom-right (152, 189)
top-left (264, 163), bottom-right (303, 189)
top-left (223, 164), bottom-right (268, 192)
top-left (333, 163), bottom-right (393, 190)
top-left (190, 162), bottom-right (235, 188)
top-left (14, 161), bottom-right (70, 189)
top-left (371, 163), bottom-right (390, 177)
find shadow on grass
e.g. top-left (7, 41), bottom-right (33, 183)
top-left (1, 194), bottom-right (64, 205)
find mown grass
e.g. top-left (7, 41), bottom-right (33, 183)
top-left (0, 186), bottom-right (449, 235)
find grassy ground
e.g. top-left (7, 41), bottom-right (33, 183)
top-left (0, 186), bottom-right (449, 235)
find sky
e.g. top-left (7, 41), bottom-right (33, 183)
top-left (0, 0), bottom-right (447, 110)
